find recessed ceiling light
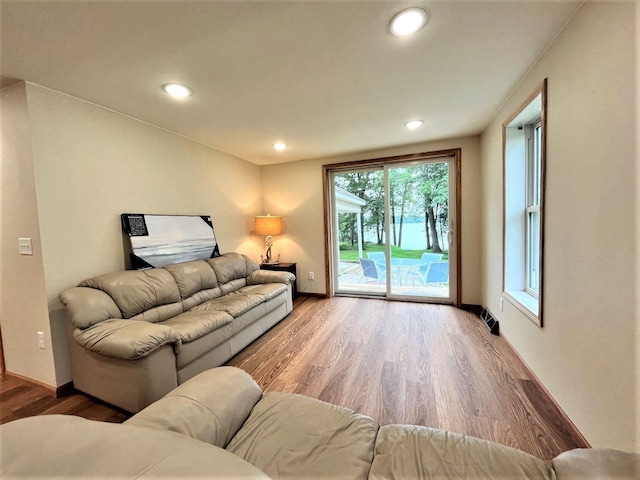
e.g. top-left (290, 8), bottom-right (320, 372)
top-left (162, 83), bottom-right (192, 98)
top-left (389, 8), bottom-right (428, 37)
top-left (273, 142), bottom-right (287, 151)
top-left (405, 120), bottom-right (424, 129)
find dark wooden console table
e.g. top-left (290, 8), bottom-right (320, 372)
top-left (260, 262), bottom-right (297, 302)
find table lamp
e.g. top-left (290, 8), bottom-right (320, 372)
top-left (255, 214), bottom-right (282, 265)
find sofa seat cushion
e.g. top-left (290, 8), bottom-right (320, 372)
top-left (227, 391), bottom-right (379, 480)
top-left (162, 310), bottom-right (233, 343)
top-left (1, 415), bottom-right (270, 479)
top-left (369, 425), bottom-right (554, 480)
top-left (191, 292), bottom-right (264, 318)
top-left (174, 303), bottom-right (269, 370)
top-left (238, 283), bottom-right (288, 301)
top-left (73, 318), bottom-right (181, 360)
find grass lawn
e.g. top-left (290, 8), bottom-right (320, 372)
top-left (339, 243), bottom-right (449, 262)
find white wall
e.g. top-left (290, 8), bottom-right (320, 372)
top-left (635, 0), bottom-right (640, 454)
top-left (2, 83), bottom-right (263, 386)
top-left (261, 136), bottom-right (482, 305)
top-left (0, 83), bottom-right (58, 386)
top-left (481, 1), bottom-right (637, 451)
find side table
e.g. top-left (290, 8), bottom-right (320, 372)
top-left (260, 262), bottom-right (297, 301)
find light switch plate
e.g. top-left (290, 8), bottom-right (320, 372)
top-left (18, 238), bottom-right (33, 255)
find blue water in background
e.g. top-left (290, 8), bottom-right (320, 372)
top-left (363, 222), bottom-right (449, 250)
top-left (135, 239), bottom-right (216, 267)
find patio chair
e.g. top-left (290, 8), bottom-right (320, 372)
top-left (424, 261), bottom-right (449, 286)
top-left (403, 253), bottom-right (443, 286)
top-left (359, 257), bottom-right (385, 284)
top-left (366, 251), bottom-right (386, 279)
top-left (418, 252), bottom-right (444, 278)
top-left (367, 251), bottom-right (386, 267)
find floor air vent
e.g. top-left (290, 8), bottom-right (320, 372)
top-left (480, 308), bottom-right (500, 336)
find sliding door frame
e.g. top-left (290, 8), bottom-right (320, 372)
top-left (322, 148), bottom-right (462, 307)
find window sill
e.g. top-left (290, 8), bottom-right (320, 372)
top-left (504, 290), bottom-right (540, 326)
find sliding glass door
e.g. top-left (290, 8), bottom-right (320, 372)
top-left (329, 154), bottom-right (457, 304)
top-left (333, 167), bottom-right (386, 295)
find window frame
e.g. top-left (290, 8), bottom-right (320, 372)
top-left (525, 121), bottom-right (542, 297)
top-left (502, 80), bottom-right (547, 327)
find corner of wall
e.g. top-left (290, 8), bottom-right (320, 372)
top-left (635, 0), bottom-right (640, 454)
top-left (0, 81), bottom-right (58, 386)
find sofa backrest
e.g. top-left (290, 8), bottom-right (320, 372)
top-left (164, 260), bottom-right (222, 311)
top-left (79, 268), bottom-right (181, 321)
top-left (60, 253), bottom-right (262, 330)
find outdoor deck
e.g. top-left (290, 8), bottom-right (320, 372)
top-left (337, 262), bottom-right (449, 298)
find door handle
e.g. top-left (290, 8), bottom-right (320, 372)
top-left (448, 230), bottom-right (454, 244)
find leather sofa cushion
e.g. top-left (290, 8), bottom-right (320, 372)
top-left (208, 253), bottom-right (248, 284)
top-left (73, 318), bottom-right (182, 359)
top-left (220, 278), bottom-right (248, 295)
top-left (128, 302), bottom-right (183, 323)
top-left (238, 283), bottom-right (288, 301)
top-left (175, 302), bottom-right (268, 370)
top-left (191, 292), bottom-right (264, 318)
top-left (181, 287), bottom-right (222, 311)
top-left (552, 448), bottom-right (639, 479)
top-left (126, 367), bottom-right (263, 448)
top-left (227, 391), bottom-right (378, 480)
top-left (79, 268), bottom-right (180, 319)
top-left (208, 252), bottom-right (259, 284)
top-left (0, 415), bottom-right (270, 479)
top-left (369, 425), bottom-right (554, 480)
top-left (164, 260), bottom-right (218, 299)
top-left (162, 310), bottom-right (233, 343)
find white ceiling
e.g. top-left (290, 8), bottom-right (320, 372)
top-left (1, 1), bottom-right (582, 165)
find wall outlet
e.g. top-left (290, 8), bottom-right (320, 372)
top-left (308, 272), bottom-right (315, 280)
top-left (499, 297), bottom-right (504, 311)
top-left (37, 331), bottom-right (45, 349)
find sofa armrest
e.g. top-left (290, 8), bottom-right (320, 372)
top-left (247, 269), bottom-right (295, 285)
top-left (126, 367), bottom-right (262, 448)
top-left (552, 448), bottom-right (639, 480)
top-left (73, 318), bottom-right (182, 360)
top-left (0, 415), bottom-right (270, 479)
top-left (60, 286), bottom-right (121, 329)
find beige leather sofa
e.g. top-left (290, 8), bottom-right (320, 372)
top-left (59, 252), bottom-right (295, 413)
top-left (1, 367), bottom-right (637, 479)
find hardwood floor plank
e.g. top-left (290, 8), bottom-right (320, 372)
top-left (380, 361), bottom-right (405, 424)
top-left (520, 378), bottom-right (586, 451)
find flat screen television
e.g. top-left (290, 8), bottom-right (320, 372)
top-left (121, 213), bottom-right (220, 269)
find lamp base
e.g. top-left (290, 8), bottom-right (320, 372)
top-left (260, 251), bottom-right (280, 265)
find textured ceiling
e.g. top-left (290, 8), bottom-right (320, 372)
top-left (1, 1), bottom-right (582, 165)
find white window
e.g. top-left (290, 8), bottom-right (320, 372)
top-left (526, 121), bottom-right (542, 296)
top-left (503, 80), bottom-right (546, 326)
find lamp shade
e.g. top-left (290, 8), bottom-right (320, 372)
top-left (255, 215), bottom-right (282, 236)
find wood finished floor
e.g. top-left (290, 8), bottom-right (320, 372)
top-left (0, 375), bottom-right (129, 424)
top-left (0, 296), bottom-right (587, 460)
top-left (227, 296), bottom-right (587, 460)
